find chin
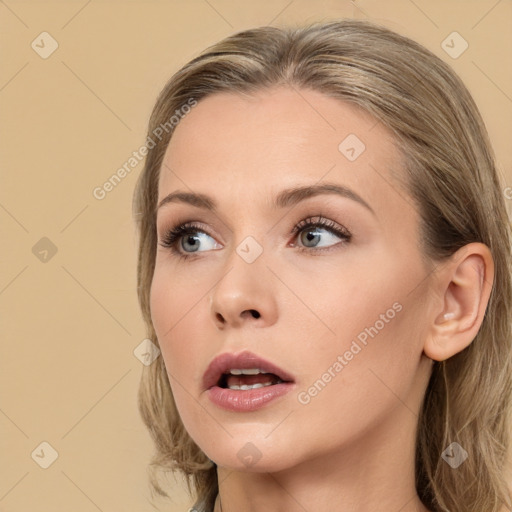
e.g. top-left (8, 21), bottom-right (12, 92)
top-left (212, 451), bottom-right (297, 473)
top-left (200, 433), bottom-right (304, 473)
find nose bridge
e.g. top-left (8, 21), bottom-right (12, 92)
top-left (209, 235), bottom-right (278, 328)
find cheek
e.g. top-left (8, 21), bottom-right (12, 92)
top-left (149, 264), bottom-right (215, 388)
top-left (149, 272), bottom-right (208, 432)
top-left (150, 262), bottom-right (211, 339)
top-left (284, 256), bottom-right (398, 349)
top-left (294, 258), bottom-right (427, 413)
top-left (291, 299), bottom-right (424, 454)
top-left (149, 269), bottom-right (198, 375)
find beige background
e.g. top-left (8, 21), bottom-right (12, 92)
top-left (1, 1), bottom-right (511, 511)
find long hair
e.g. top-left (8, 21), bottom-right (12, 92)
top-left (133, 19), bottom-right (512, 512)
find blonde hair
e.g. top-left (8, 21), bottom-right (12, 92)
top-left (133, 19), bottom-right (512, 512)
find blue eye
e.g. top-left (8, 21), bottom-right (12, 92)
top-left (159, 216), bottom-right (351, 260)
top-left (292, 216), bottom-right (351, 250)
top-left (160, 223), bottom-right (220, 257)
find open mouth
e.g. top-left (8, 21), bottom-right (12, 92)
top-left (204, 351), bottom-right (295, 411)
top-left (203, 350), bottom-right (295, 392)
top-left (217, 369), bottom-right (285, 390)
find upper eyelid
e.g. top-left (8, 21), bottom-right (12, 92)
top-left (156, 206), bottom-right (234, 237)
top-left (160, 217), bottom-right (350, 246)
top-left (293, 216), bottom-right (350, 233)
top-left (161, 217), bottom-right (345, 234)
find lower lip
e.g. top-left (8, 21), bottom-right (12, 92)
top-left (207, 382), bottom-right (295, 412)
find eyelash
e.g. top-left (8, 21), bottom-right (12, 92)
top-left (159, 216), bottom-right (352, 260)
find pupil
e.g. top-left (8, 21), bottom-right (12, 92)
top-left (303, 230), bottom-right (320, 247)
top-left (183, 235), bottom-right (200, 252)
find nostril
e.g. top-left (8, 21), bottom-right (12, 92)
top-left (249, 309), bottom-right (260, 319)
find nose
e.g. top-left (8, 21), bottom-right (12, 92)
top-left (210, 254), bottom-right (278, 329)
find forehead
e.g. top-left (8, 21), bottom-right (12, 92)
top-left (158, 86), bottom-right (409, 221)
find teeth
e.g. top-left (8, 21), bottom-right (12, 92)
top-left (228, 382), bottom-right (273, 390)
top-left (228, 368), bottom-right (262, 375)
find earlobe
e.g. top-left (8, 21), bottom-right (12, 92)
top-left (423, 243), bottom-right (494, 362)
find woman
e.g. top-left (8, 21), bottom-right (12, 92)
top-left (133, 19), bottom-right (512, 512)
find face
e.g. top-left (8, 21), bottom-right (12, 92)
top-left (150, 86), bottom-right (434, 472)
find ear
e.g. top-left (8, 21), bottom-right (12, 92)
top-left (423, 243), bottom-right (494, 361)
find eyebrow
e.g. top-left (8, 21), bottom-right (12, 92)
top-left (156, 182), bottom-right (375, 216)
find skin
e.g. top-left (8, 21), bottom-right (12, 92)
top-left (150, 86), bottom-right (494, 512)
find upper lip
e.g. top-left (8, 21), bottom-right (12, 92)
top-left (202, 350), bottom-right (295, 390)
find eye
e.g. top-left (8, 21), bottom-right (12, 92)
top-left (159, 222), bottom-right (221, 259)
top-left (159, 215), bottom-right (351, 260)
top-left (291, 216), bottom-right (351, 251)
